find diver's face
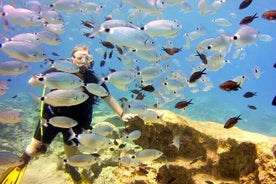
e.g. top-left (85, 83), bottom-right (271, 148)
top-left (72, 50), bottom-right (93, 68)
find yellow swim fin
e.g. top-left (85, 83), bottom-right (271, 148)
top-left (0, 152), bottom-right (30, 184)
top-left (0, 165), bottom-right (27, 184)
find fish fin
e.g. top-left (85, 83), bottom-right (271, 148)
top-left (68, 128), bottom-right (76, 141)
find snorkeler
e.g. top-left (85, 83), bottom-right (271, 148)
top-left (0, 45), bottom-right (128, 184)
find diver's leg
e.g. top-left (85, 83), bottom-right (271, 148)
top-left (23, 121), bottom-right (59, 163)
top-left (62, 129), bottom-right (83, 183)
top-left (64, 143), bottom-right (80, 158)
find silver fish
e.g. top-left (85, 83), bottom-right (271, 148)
top-left (0, 40), bottom-right (47, 62)
top-left (85, 83), bottom-right (109, 97)
top-left (0, 109), bottom-right (24, 124)
top-left (104, 26), bottom-right (156, 50)
top-left (138, 109), bottom-right (163, 122)
top-left (49, 0), bottom-right (82, 12)
top-left (44, 116), bottom-right (78, 128)
top-left (103, 70), bottom-right (136, 91)
top-left (38, 72), bottom-right (84, 90)
top-left (40, 88), bottom-right (88, 107)
top-left (141, 19), bottom-right (182, 38)
top-left (72, 132), bottom-right (113, 151)
top-left (50, 59), bottom-right (79, 73)
top-left (35, 30), bottom-right (61, 45)
top-left (134, 149), bottom-right (163, 162)
top-left (64, 153), bottom-right (100, 167)
top-left (127, 99), bottom-right (147, 114)
top-left (233, 25), bottom-right (259, 47)
top-left (0, 60), bottom-right (30, 76)
top-left (0, 152), bottom-right (24, 168)
top-left (41, 10), bottom-right (64, 24)
top-left (124, 130), bottom-right (141, 141)
top-left (2, 4), bottom-right (44, 27)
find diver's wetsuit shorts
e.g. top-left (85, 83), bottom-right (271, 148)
top-left (33, 120), bottom-right (84, 146)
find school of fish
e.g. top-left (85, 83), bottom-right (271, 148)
top-left (0, 0), bottom-right (276, 168)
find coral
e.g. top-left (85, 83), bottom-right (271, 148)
top-left (118, 110), bottom-right (276, 184)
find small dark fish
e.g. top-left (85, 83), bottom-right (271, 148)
top-left (91, 153), bottom-right (100, 157)
top-left (100, 60), bottom-right (105, 67)
top-left (100, 40), bottom-right (115, 49)
top-left (118, 143), bottom-right (126, 149)
top-left (224, 115), bottom-right (242, 129)
top-left (239, 0), bottom-right (253, 9)
top-left (205, 181), bottom-right (214, 184)
top-left (243, 91), bottom-right (257, 98)
top-left (262, 10), bottom-right (276, 21)
top-left (81, 20), bottom-right (94, 28)
top-left (273, 62), bottom-right (276, 69)
top-left (113, 139), bottom-right (119, 146)
top-left (109, 147), bottom-right (115, 151)
top-left (189, 68), bottom-right (207, 83)
top-left (47, 59), bottom-right (54, 62)
top-left (137, 167), bottom-right (149, 175)
top-left (131, 89), bottom-right (140, 94)
top-left (272, 95), bottom-right (276, 106)
top-left (240, 13), bottom-right (258, 25)
top-left (103, 50), bottom-right (107, 60)
top-left (51, 52), bottom-right (59, 56)
top-left (115, 45), bottom-right (123, 55)
top-left (167, 177), bottom-right (177, 184)
top-left (105, 15), bottom-right (112, 21)
top-left (190, 155), bottom-right (204, 165)
top-left (109, 68), bottom-right (116, 73)
top-left (6, 79), bottom-right (12, 82)
top-left (108, 50), bottom-right (113, 59)
top-left (161, 47), bottom-right (182, 55)
top-left (135, 92), bottom-right (145, 100)
top-left (196, 50), bottom-right (208, 64)
top-left (175, 99), bottom-right (193, 109)
top-left (11, 95), bottom-right (17, 99)
top-left (248, 105), bottom-right (257, 110)
top-left (83, 32), bottom-right (91, 38)
top-left (140, 85), bottom-right (155, 92)
top-left (219, 80), bottom-right (241, 92)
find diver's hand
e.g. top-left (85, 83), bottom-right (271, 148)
top-left (121, 113), bottom-right (136, 122)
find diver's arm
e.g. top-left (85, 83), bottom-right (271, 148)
top-left (103, 95), bottom-right (124, 117)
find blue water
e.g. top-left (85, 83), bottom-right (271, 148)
top-left (0, 0), bottom-right (276, 137)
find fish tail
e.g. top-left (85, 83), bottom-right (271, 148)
top-left (87, 18), bottom-right (101, 39)
top-left (30, 93), bottom-right (43, 104)
top-left (68, 128), bottom-right (76, 141)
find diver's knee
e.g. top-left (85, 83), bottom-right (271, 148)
top-left (25, 138), bottom-right (48, 157)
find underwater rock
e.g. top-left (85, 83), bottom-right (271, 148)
top-left (118, 109), bottom-right (276, 184)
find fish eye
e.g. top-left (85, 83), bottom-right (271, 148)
top-left (128, 104), bottom-right (131, 108)
top-left (207, 45), bottom-right (212, 50)
top-left (233, 35), bottom-right (238, 40)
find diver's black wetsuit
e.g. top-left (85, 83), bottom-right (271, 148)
top-left (33, 67), bottom-right (109, 146)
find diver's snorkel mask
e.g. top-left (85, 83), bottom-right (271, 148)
top-left (73, 50), bottom-right (94, 68)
